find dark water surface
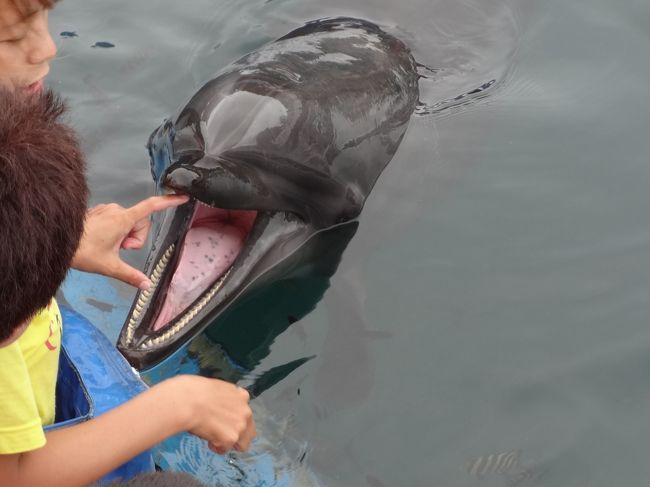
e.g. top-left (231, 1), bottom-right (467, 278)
top-left (52, 0), bottom-right (650, 485)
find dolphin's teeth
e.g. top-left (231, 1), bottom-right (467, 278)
top-left (198, 200), bottom-right (220, 209)
top-left (149, 245), bottom-right (174, 285)
top-left (126, 316), bottom-right (138, 342)
top-left (125, 244), bottom-right (176, 345)
top-left (138, 268), bottom-right (232, 349)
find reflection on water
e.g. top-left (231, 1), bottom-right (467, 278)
top-left (52, 0), bottom-right (650, 485)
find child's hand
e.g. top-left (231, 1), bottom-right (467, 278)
top-left (71, 195), bottom-right (189, 289)
top-left (168, 375), bottom-right (256, 454)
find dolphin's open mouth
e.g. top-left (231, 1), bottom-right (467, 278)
top-left (123, 201), bottom-right (257, 349)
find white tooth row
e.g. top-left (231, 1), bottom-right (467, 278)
top-left (139, 268), bottom-right (232, 349)
top-left (198, 200), bottom-right (219, 209)
top-left (125, 245), bottom-right (175, 343)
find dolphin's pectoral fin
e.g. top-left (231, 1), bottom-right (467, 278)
top-left (245, 356), bottom-right (315, 399)
top-left (164, 151), bottom-right (359, 228)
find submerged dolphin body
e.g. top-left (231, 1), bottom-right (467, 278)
top-left (117, 17), bottom-right (419, 370)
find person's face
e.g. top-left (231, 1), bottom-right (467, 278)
top-left (0, 0), bottom-right (56, 93)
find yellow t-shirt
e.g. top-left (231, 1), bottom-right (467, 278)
top-left (0, 299), bottom-right (61, 454)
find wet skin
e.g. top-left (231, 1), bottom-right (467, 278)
top-left (117, 17), bottom-right (420, 370)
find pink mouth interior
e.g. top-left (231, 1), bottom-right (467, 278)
top-left (152, 204), bottom-right (257, 332)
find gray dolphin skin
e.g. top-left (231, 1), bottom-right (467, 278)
top-left (117, 17), bottom-right (419, 370)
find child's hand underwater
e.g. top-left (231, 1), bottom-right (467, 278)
top-left (71, 195), bottom-right (189, 289)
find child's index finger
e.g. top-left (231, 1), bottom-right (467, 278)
top-left (127, 194), bottom-right (190, 222)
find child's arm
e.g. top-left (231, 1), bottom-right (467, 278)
top-left (0, 375), bottom-right (255, 487)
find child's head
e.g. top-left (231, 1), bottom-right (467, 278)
top-left (0, 0), bottom-right (58, 93)
top-left (0, 89), bottom-right (87, 343)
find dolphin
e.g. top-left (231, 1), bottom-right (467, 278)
top-left (117, 17), bottom-right (420, 370)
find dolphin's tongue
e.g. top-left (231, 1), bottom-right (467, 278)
top-left (151, 205), bottom-right (256, 332)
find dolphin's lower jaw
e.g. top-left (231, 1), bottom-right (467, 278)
top-left (117, 200), bottom-right (310, 369)
top-left (118, 199), bottom-right (258, 367)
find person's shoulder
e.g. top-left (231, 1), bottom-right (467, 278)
top-left (0, 334), bottom-right (46, 455)
top-left (0, 334), bottom-right (26, 362)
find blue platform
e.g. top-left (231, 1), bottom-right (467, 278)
top-left (44, 303), bottom-right (155, 484)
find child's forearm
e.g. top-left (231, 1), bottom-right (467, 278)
top-left (0, 377), bottom-right (189, 487)
top-left (0, 374), bottom-right (254, 487)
